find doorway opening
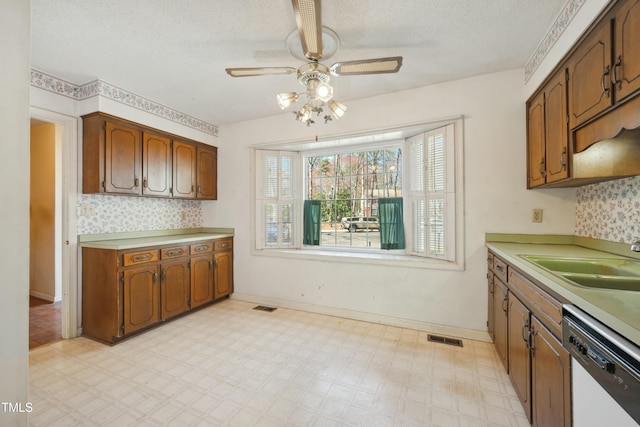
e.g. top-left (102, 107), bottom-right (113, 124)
top-left (29, 108), bottom-right (79, 348)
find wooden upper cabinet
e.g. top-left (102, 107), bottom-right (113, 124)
top-left (197, 146), bottom-right (217, 200)
top-left (172, 141), bottom-right (197, 198)
top-left (527, 69), bottom-right (569, 188)
top-left (104, 121), bottom-right (142, 195)
top-left (527, 91), bottom-right (546, 188)
top-left (544, 71), bottom-right (569, 184)
top-left (567, 19), bottom-right (614, 129)
top-left (613, 0), bottom-right (640, 101)
top-left (143, 133), bottom-right (172, 197)
top-left (83, 112), bottom-right (218, 200)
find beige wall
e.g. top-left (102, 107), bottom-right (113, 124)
top-left (0, 0), bottom-right (30, 425)
top-left (30, 123), bottom-right (56, 301)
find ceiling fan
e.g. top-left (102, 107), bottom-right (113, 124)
top-left (225, 0), bottom-right (403, 126)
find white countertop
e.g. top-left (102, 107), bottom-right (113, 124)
top-left (79, 228), bottom-right (234, 250)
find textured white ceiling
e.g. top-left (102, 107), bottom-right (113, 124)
top-left (31, 0), bottom-right (568, 126)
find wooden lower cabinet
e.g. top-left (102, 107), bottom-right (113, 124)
top-left (161, 259), bottom-right (190, 320)
top-left (492, 277), bottom-right (509, 371)
top-left (508, 294), bottom-right (532, 423)
top-left (191, 254), bottom-right (214, 308)
top-left (487, 250), bottom-right (571, 426)
top-left (531, 317), bottom-right (572, 427)
top-left (214, 248), bottom-right (233, 299)
top-left (83, 236), bottom-right (233, 344)
top-left (123, 264), bottom-right (160, 335)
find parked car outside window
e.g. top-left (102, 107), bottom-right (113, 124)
top-left (340, 217), bottom-right (380, 232)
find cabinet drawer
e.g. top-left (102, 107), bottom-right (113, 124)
top-left (122, 249), bottom-right (159, 266)
top-left (214, 238), bottom-right (233, 251)
top-left (493, 257), bottom-right (508, 283)
top-left (190, 242), bottom-right (213, 255)
top-left (487, 251), bottom-right (494, 270)
top-left (508, 268), bottom-right (563, 338)
top-left (161, 245), bottom-right (189, 259)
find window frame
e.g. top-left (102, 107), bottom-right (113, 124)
top-left (251, 117), bottom-right (464, 270)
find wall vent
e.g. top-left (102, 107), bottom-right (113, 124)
top-left (253, 305), bottom-right (277, 312)
top-left (428, 334), bottom-right (463, 347)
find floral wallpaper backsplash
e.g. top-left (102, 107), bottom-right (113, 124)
top-left (575, 175), bottom-right (640, 243)
top-left (77, 194), bottom-right (203, 235)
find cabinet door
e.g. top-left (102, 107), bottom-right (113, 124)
top-left (527, 91), bottom-right (546, 188)
top-left (197, 146), bottom-right (217, 200)
top-left (531, 317), bottom-right (571, 427)
top-left (190, 255), bottom-right (213, 308)
top-left (613, 0), bottom-right (640, 101)
top-left (214, 250), bottom-right (233, 299)
top-left (493, 278), bottom-right (509, 371)
top-left (173, 141), bottom-right (197, 198)
top-left (544, 70), bottom-right (569, 183)
top-left (508, 294), bottom-right (532, 423)
top-left (567, 19), bottom-right (614, 129)
top-left (143, 133), bottom-right (172, 197)
top-left (123, 265), bottom-right (160, 334)
top-left (105, 121), bottom-right (142, 194)
top-left (161, 260), bottom-right (190, 320)
top-left (487, 271), bottom-right (495, 340)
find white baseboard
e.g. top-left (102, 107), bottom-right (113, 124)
top-left (230, 293), bottom-right (491, 343)
top-left (29, 290), bottom-right (58, 302)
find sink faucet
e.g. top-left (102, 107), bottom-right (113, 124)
top-left (632, 240), bottom-right (640, 252)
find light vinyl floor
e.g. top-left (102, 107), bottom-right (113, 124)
top-left (29, 299), bottom-right (529, 426)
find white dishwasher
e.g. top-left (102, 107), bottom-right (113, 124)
top-left (563, 305), bottom-right (640, 426)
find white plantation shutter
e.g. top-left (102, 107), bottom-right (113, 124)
top-left (408, 124), bottom-right (455, 260)
top-left (256, 150), bottom-right (297, 248)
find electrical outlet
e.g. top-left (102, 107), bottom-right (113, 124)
top-left (532, 209), bottom-right (543, 223)
top-left (181, 211), bottom-right (187, 221)
top-left (80, 203), bottom-right (95, 216)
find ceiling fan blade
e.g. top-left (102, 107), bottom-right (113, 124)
top-left (225, 67), bottom-right (297, 77)
top-left (292, 0), bottom-right (323, 61)
top-left (330, 56), bottom-right (403, 76)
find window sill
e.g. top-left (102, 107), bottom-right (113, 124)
top-left (252, 247), bottom-right (464, 271)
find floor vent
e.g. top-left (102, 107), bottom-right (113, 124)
top-left (428, 334), bottom-right (463, 347)
top-left (253, 305), bottom-right (277, 312)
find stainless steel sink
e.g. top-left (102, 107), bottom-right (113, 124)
top-left (521, 255), bottom-right (640, 291)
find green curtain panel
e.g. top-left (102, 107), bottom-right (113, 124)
top-left (303, 200), bottom-right (321, 245)
top-left (379, 197), bottom-right (405, 249)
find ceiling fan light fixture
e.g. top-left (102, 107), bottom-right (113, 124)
top-left (276, 92), bottom-right (298, 110)
top-left (296, 104), bottom-right (313, 123)
top-left (328, 100), bottom-right (347, 120)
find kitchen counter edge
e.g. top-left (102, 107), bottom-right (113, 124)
top-left (79, 228), bottom-right (234, 250)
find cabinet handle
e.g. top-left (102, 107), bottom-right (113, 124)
top-left (153, 271), bottom-right (158, 283)
top-left (538, 158), bottom-right (546, 177)
top-left (131, 253), bottom-right (152, 262)
top-left (529, 327), bottom-right (536, 355)
top-left (560, 146), bottom-right (567, 171)
top-left (521, 319), bottom-right (530, 345)
top-left (167, 249), bottom-right (184, 257)
top-left (162, 269), bottom-right (166, 282)
top-left (489, 276), bottom-right (494, 294)
top-left (197, 185), bottom-right (202, 195)
top-left (143, 178), bottom-right (148, 189)
top-left (502, 296), bottom-right (508, 313)
top-left (195, 245), bottom-right (208, 252)
top-left (495, 264), bottom-right (504, 273)
top-left (600, 65), bottom-right (611, 98)
top-left (134, 176), bottom-right (140, 187)
top-left (209, 260), bottom-right (213, 268)
top-left (218, 242), bottom-right (228, 248)
top-left (611, 55), bottom-right (622, 90)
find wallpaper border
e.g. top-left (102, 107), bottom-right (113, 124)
top-left (524, 0), bottom-right (585, 82)
top-left (30, 69), bottom-right (218, 136)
